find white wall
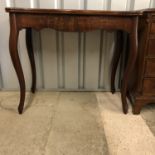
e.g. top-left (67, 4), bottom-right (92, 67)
top-left (0, 0), bottom-right (154, 91)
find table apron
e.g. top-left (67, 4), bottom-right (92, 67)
top-left (15, 13), bottom-right (136, 33)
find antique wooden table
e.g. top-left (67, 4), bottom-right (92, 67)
top-left (5, 7), bottom-right (140, 114)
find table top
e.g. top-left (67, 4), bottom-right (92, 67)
top-left (5, 7), bottom-right (143, 16)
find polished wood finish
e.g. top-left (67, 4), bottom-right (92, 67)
top-left (6, 7), bottom-right (140, 114)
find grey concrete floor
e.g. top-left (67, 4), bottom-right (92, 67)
top-left (0, 91), bottom-right (155, 155)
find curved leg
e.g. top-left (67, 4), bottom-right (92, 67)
top-left (26, 28), bottom-right (36, 93)
top-left (9, 14), bottom-right (26, 114)
top-left (111, 31), bottom-right (123, 93)
top-left (121, 18), bottom-right (138, 114)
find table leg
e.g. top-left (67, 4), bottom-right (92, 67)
top-left (121, 18), bottom-right (138, 114)
top-left (9, 15), bottom-right (26, 114)
top-left (26, 28), bottom-right (36, 93)
top-left (111, 31), bottom-right (123, 94)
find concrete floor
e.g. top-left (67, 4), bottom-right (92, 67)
top-left (0, 91), bottom-right (155, 155)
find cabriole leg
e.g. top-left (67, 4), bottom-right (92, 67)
top-left (121, 17), bottom-right (138, 114)
top-left (26, 28), bottom-right (36, 93)
top-left (111, 30), bottom-right (123, 94)
top-left (9, 14), bottom-right (26, 114)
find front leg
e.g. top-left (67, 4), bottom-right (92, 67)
top-left (121, 17), bottom-right (138, 114)
top-left (9, 14), bottom-right (26, 114)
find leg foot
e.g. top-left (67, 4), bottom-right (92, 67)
top-left (18, 106), bottom-right (23, 114)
